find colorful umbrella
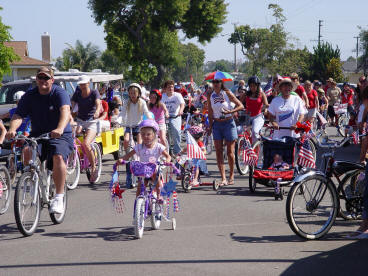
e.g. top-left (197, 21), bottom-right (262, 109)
top-left (204, 71), bottom-right (234, 82)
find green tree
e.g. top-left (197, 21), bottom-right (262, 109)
top-left (100, 50), bottom-right (126, 74)
top-left (0, 7), bottom-right (19, 83)
top-left (228, 3), bottom-right (287, 75)
top-left (55, 40), bottom-right (101, 72)
top-left (204, 59), bottom-right (233, 73)
top-left (273, 47), bottom-right (312, 79)
top-left (88, 0), bottom-right (227, 86)
top-left (171, 43), bottom-right (205, 84)
top-left (310, 42), bottom-right (341, 81)
top-left (326, 57), bottom-right (346, 83)
top-left (358, 27), bottom-right (368, 74)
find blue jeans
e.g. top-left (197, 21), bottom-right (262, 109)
top-left (168, 116), bottom-right (182, 155)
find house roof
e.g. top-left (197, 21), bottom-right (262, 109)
top-left (4, 41), bottom-right (51, 66)
top-left (342, 60), bottom-right (357, 73)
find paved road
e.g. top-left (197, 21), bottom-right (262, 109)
top-left (0, 128), bottom-right (367, 276)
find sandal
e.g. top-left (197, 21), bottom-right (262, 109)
top-left (190, 181), bottom-right (200, 188)
top-left (220, 180), bottom-right (228, 186)
top-left (227, 179), bottom-right (235, 185)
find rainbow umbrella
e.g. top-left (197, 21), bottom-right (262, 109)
top-left (204, 71), bottom-right (234, 82)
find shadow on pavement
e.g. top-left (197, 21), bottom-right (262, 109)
top-left (281, 240), bottom-right (368, 276)
top-left (42, 226), bottom-right (138, 242)
top-left (0, 222), bottom-right (47, 241)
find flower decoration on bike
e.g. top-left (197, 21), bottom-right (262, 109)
top-left (109, 166), bottom-right (126, 214)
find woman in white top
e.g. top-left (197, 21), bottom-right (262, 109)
top-left (268, 77), bottom-right (307, 139)
top-left (208, 78), bottom-right (244, 186)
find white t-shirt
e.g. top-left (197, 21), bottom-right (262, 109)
top-left (134, 142), bottom-right (165, 163)
top-left (268, 95), bottom-right (307, 139)
top-left (120, 98), bottom-right (150, 127)
top-left (162, 92), bottom-right (185, 116)
top-left (210, 90), bottom-right (233, 119)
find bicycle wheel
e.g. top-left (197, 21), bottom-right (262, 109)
top-left (286, 174), bottom-right (338, 240)
top-left (150, 200), bottom-right (162, 230)
top-left (14, 172), bottom-right (41, 237)
top-left (134, 197), bottom-right (145, 239)
top-left (7, 154), bottom-right (17, 185)
top-left (0, 166), bottom-right (12, 215)
top-left (181, 170), bottom-right (192, 193)
top-left (235, 137), bottom-right (249, 175)
top-left (66, 150), bottom-right (80, 190)
top-left (339, 169), bottom-right (365, 220)
top-left (337, 114), bottom-right (349, 137)
top-left (86, 143), bottom-right (102, 184)
top-left (49, 173), bottom-right (68, 224)
top-left (249, 141), bottom-right (263, 193)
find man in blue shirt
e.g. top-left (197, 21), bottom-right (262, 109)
top-left (6, 66), bottom-right (73, 214)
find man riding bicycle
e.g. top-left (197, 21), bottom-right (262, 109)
top-left (7, 66), bottom-right (74, 214)
top-left (268, 77), bottom-right (307, 139)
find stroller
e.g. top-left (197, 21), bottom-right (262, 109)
top-left (248, 136), bottom-right (298, 200)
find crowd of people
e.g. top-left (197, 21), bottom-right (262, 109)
top-left (4, 65), bottom-right (368, 239)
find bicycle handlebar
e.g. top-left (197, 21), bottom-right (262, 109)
top-left (114, 160), bottom-right (181, 175)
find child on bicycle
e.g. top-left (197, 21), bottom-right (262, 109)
top-left (117, 119), bottom-right (171, 200)
top-left (148, 89), bottom-right (169, 148)
top-left (179, 125), bottom-right (208, 187)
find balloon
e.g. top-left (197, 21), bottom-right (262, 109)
top-left (143, 111), bottom-right (155, 120)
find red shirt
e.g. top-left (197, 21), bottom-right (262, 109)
top-left (100, 100), bottom-right (109, 121)
top-left (295, 85), bottom-right (305, 99)
top-left (306, 89), bottom-right (318, 109)
top-left (341, 90), bottom-right (354, 105)
top-left (245, 95), bottom-right (263, 117)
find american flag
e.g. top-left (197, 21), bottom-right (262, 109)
top-left (297, 140), bottom-right (316, 169)
top-left (352, 130), bottom-right (359, 144)
top-left (186, 132), bottom-right (207, 160)
top-left (263, 76), bottom-right (273, 96)
top-left (242, 138), bottom-right (258, 166)
top-left (213, 94), bottom-right (225, 104)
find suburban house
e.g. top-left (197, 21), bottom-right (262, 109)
top-left (3, 33), bottom-right (52, 82)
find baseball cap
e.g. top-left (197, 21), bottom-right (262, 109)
top-left (37, 66), bottom-right (54, 78)
top-left (77, 75), bottom-right (91, 85)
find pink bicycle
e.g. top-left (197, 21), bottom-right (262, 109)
top-left (66, 130), bottom-right (102, 189)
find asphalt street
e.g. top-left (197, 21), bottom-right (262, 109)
top-left (0, 127), bottom-right (367, 276)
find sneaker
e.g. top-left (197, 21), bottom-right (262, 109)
top-left (49, 197), bottom-right (64, 214)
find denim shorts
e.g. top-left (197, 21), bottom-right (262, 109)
top-left (125, 126), bottom-right (140, 135)
top-left (212, 119), bottom-right (238, 142)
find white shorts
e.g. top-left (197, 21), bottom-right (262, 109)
top-left (76, 118), bottom-right (99, 133)
top-left (307, 108), bottom-right (317, 118)
top-left (158, 123), bottom-right (166, 131)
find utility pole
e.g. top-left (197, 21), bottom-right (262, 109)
top-left (318, 20), bottom-right (323, 46)
top-left (232, 22), bottom-right (238, 72)
top-left (354, 36), bottom-right (359, 70)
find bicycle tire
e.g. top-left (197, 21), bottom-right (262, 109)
top-left (235, 137), bottom-right (249, 175)
top-left (337, 114), bottom-right (349, 137)
top-left (66, 150), bottom-right (81, 190)
top-left (181, 171), bottom-right (192, 193)
top-left (14, 172), bottom-right (41, 237)
top-left (0, 166), bottom-right (12, 215)
top-left (134, 197), bottom-right (145, 239)
top-left (338, 169), bottom-right (365, 220)
top-left (150, 200), bottom-right (162, 230)
top-left (86, 143), bottom-right (102, 184)
top-left (49, 174), bottom-right (68, 224)
top-left (286, 174), bottom-right (338, 240)
top-left (249, 141), bottom-right (262, 193)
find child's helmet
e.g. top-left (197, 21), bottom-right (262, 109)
top-left (189, 125), bottom-right (204, 138)
top-left (139, 119), bottom-right (159, 133)
top-left (128, 83), bottom-right (142, 96)
top-left (150, 89), bottom-right (162, 100)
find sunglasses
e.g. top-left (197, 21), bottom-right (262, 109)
top-left (37, 75), bottom-right (51, 81)
top-left (212, 80), bottom-right (221, 84)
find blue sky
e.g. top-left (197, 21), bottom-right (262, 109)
top-left (1, 0), bottom-right (367, 64)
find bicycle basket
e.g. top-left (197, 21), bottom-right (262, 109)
top-left (237, 110), bottom-right (250, 126)
top-left (130, 161), bottom-right (157, 178)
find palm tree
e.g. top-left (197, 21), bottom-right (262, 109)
top-left (55, 40), bottom-right (101, 72)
